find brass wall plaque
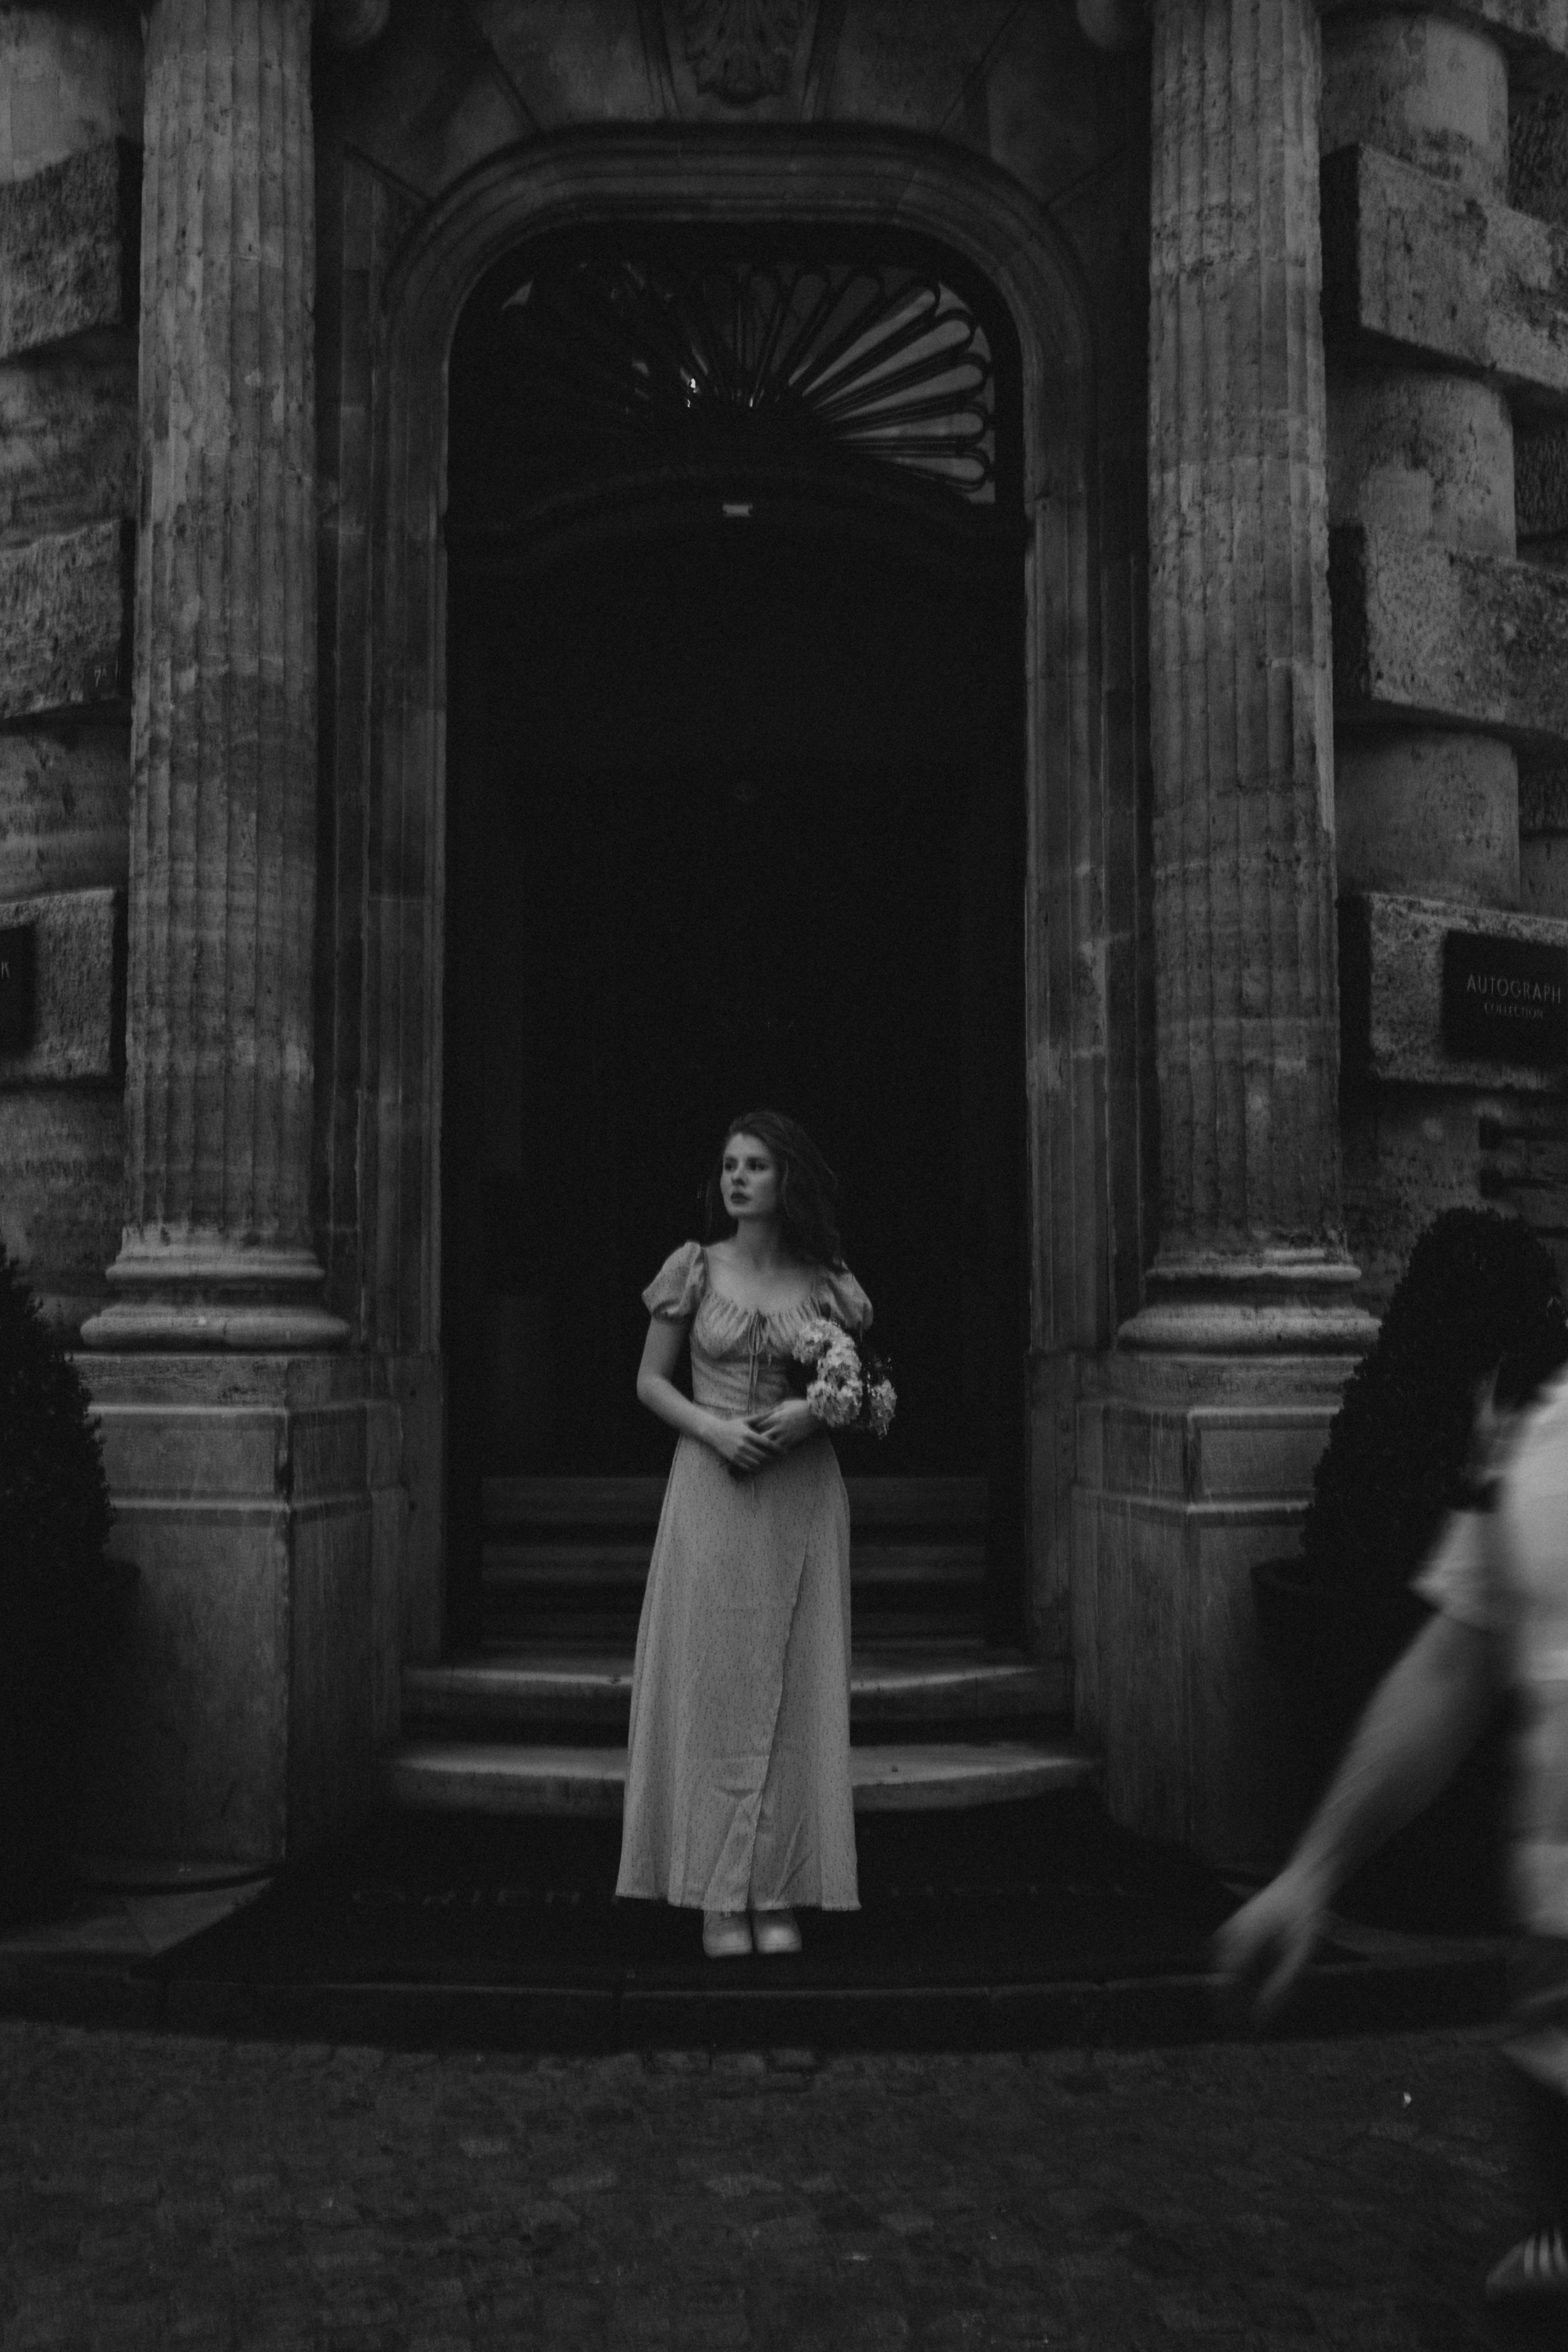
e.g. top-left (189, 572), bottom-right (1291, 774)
top-left (1442, 931), bottom-right (1568, 1066)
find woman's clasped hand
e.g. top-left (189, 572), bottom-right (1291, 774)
top-left (711, 1397), bottom-right (820, 1477)
top-left (707, 1413), bottom-right (781, 1477)
top-left (751, 1397), bottom-right (820, 1453)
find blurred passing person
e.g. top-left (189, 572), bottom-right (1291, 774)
top-left (1215, 1360), bottom-right (1568, 2313)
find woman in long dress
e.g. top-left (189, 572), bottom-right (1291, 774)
top-left (616, 1109), bottom-right (873, 1958)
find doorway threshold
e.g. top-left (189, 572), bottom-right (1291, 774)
top-left (3, 1798), bottom-right (1507, 2055)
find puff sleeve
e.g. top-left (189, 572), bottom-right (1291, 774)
top-left (641, 1241), bottom-right (706, 1323)
top-left (817, 1264), bottom-right (873, 1336)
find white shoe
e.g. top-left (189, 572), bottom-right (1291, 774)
top-left (702, 1910), bottom-right (753, 1959)
top-left (751, 1907), bottom-right (802, 1956)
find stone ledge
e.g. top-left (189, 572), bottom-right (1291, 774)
top-left (0, 141), bottom-right (140, 364)
top-left (93, 1396), bottom-right (374, 1502)
top-left (0, 885), bottom-right (121, 1086)
top-left (1077, 1403), bottom-right (1337, 1506)
top-left (77, 1351), bottom-right (377, 1409)
top-left (1340, 889), bottom-right (1568, 1089)
top-left (1323, 144), bottom-right (1568, 399)
top-left (1331, 524), bottom-right (1568, 747)
top-left (0, 520), bottom-right (131, 723)
top-left (1321, 0), bottom-right (1568, 83)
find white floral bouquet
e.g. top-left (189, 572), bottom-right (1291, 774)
top-left (790, 1316), bottom-right (897, 1439)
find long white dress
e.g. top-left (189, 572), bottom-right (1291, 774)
top-left (615, 1241), bottom-right (872, 1913)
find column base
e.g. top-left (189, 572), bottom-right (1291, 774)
top-left (73, 1351), bottom-right (405, 1868)
top-left (81, 1238), bottom-right (349, 1351)
top-left (1075, 1345), bottom-right (1364, 1873)
top-left (1117, 1249), bottom-right (1378, 1354)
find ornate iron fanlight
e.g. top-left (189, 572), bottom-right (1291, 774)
top-left (451, 250), bottom-right (1000, 534)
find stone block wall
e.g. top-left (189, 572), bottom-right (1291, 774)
top-left (1321, 3), bottom-right (1568, 1301)
top-left (0, 6), bottom-right (141, 1331)
top-left (1512, 81), bottom-right (1568, 1015)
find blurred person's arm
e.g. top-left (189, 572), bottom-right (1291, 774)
top-left (1213, 1607), bottom-right (1499, 2023)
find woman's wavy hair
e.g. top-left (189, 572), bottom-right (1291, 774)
top-left (701, 1109), bottom-right (845, 1270)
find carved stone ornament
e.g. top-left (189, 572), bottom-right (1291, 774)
top-left (677, 0), bottom-right (808, 104)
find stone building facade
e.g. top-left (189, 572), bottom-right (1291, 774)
top-left (3, 0), bottom-right (1567, 1874)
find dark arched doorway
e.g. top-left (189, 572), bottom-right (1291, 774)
top-left (442, 228), bottom-right (1028, 1652)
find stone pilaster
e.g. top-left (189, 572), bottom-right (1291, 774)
top-left (1128, 0), bottom-right (1369, 1352)
top-left (83, 0), bottom-right (343, 1350)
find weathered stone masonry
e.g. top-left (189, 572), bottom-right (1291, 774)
top-left (1322, 1), bottom-right (1568, 1295)
top-left (0, 31), bottom-right (140, 1333)
top-left (0, 1), bottom-right (401, 1867)
top-left (4, 0), bottom-right (1568, 1874)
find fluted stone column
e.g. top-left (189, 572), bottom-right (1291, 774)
top-left (83, 0), bottom-right (343, 1349)
top-left (1127, 0), bottom-right (1369, 1350)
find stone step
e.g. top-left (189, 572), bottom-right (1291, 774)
top-left (481, 1542), bottom-right (987, 1645)
top-left (380, 1736), bottom-right (1100, 1819)
top-left (480, 1479), bottom-right (995, 1645)
top-left (482, 1539), bottom-right (986, 1592)
top-left (483, 1474), bottom-right (988, 1537)
top-left (402, 1646), bottom-right (1063, 1738)
top-left (484, 1603), bottom-right (986, 1647)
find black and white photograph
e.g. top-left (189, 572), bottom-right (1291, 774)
top-left (4, 0), bottom-right (1568, 2343)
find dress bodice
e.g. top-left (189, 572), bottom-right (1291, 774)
top-left (643, 1241), bottom-right (873, 1417)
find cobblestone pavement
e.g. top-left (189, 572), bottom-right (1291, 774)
top-left (0, 2021), bottom-right (1544, 2349)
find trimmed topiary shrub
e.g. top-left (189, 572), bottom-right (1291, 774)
top-left (1262, 1207), bottom-right (1568, 1929)
top-left (1302, 1206), bottom-right (1568, 1679)
top-left (0, 1244), bottom-right (114, 1917)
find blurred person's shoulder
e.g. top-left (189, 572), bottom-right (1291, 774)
top-left (1512, 1363), bottom-right (1568, 1470)
top-left (1502, 1365), bottom-right (1568, 1574)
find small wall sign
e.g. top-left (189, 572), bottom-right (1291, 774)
top-left (0, 924), bottom-right (35, 1051)
top-left (1442, 931), bottom-right (1568, 1066)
